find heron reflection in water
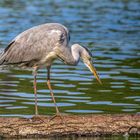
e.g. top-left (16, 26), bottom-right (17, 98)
top-left (0, 23), bottom-right (102, 116)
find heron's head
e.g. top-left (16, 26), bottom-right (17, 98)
top-left (75, 44), bottom-right (102, 84)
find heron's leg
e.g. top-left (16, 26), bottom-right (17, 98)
top-left (47, 67), bottom-right (60, 114)
top-left (33, 66), bottom-right (38, 115)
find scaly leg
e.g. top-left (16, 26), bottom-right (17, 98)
top-left (33, 66), bottom-right (38, 116)
top-left (46, 67), bottom-right (68, 125)
top-left (47, 67), bottom-right (60, 114)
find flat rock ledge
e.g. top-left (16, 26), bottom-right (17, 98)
top-left (0, 114), bottom-right (140, 138)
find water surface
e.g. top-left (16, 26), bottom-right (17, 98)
top-left (0, 0), bottom-right (140, 117)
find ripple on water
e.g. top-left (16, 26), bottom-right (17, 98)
top-left (125, 96), bottom-right (140, 102)
top-left (125, 96), bottom-right (140, 99)
top-left (122, 109), bottom-right (136, 112)
top-left (0, 104), bottom-right (13, 107)
top-left (66, 109), bottom-right (104, 113)
top-left (6, 106), bottom-right (28, 109)
top-left (0, 100), bottom-right (16, 103)
top-left (22, 102), bottom-right (75, 107)
top-left (55, 83), bottom-right (76, 88)
top-left (87, 101), bottom-right (112, 105)
top-left (109, 103), bottom-right (139, 107)
top-left (67, 99), bottom-right (90, 103)
top-left (9, 74), bottom-right (33, 79)
top-left (0, 114), bottom-right (33, 118)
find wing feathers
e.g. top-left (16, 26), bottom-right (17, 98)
top-left (0, 23), bottom-right (70, 66)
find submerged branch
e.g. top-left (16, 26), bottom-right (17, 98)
top-left (0, 114), bottom-right (140, 138)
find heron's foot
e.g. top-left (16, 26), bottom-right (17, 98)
top-left (49, 112), bottom-right (78, 131)
top-left (30, 115), bottom-right (46, 123)
top-left (49, 112), bottom-right (63, 121)
top-left (49, 112), bottom-right (67, 126)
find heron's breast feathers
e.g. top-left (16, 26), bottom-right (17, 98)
top-left (40, 51), bottom-right (57, 66)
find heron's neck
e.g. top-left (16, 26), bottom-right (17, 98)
top-left (70, 44), bottom-right (80, 65)
top-left (56, 44), bottom-right (82, 66)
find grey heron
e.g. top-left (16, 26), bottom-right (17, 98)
top-left (0, 23), bottom-right (102, 116)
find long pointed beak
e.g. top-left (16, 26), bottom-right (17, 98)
top-left (86, 61), bottom-right (102, 84)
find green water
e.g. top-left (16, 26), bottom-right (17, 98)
top-left (0, 0), bottom-right (140, 117)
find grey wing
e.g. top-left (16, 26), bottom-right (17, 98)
top-left (0, 23), bottom-right (69, 66)
top-left (0, 36), bottom-right (48, 66)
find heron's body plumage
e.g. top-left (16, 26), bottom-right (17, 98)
top-left (0, 23), bottom-right (70, 67)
